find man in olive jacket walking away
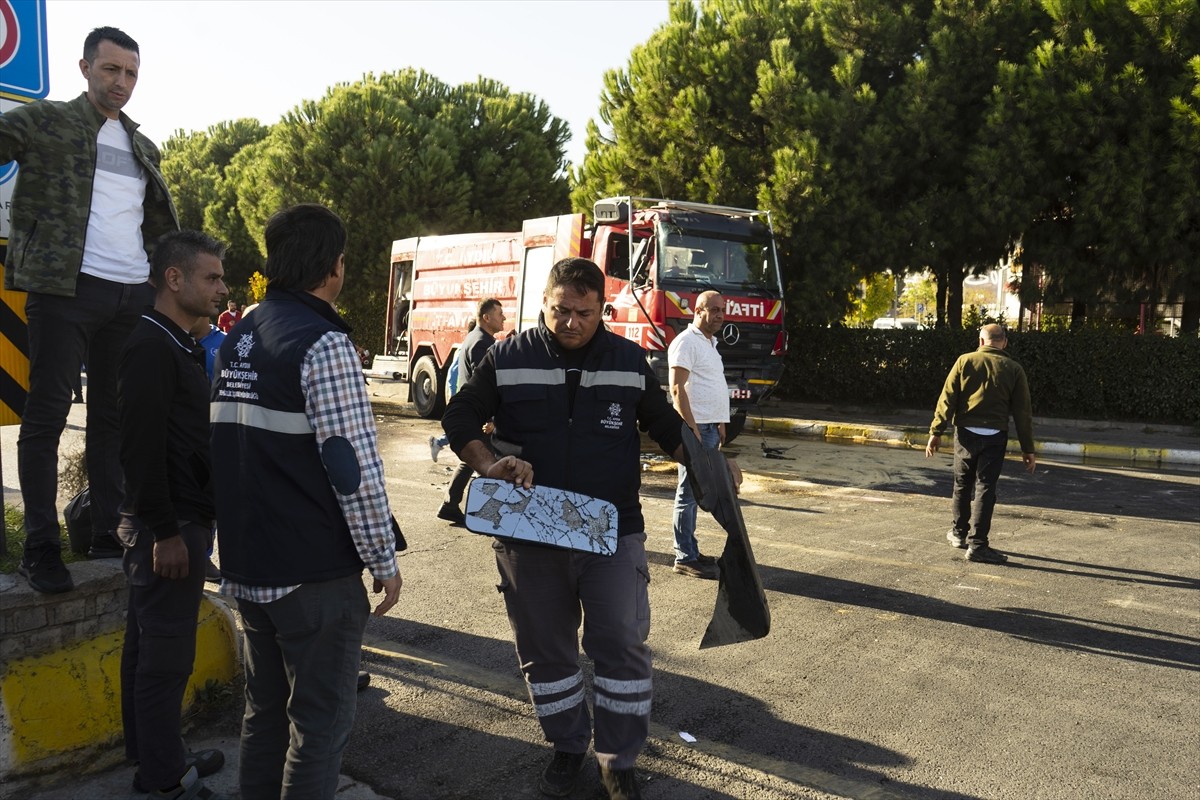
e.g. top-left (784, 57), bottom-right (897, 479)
top-left (926, 324), bottom-right (1036, 565)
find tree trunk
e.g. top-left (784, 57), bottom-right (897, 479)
top-left (1181, 295), bottom-right (1200, 335)
top-left (935, 270), bottom-right (947, 329)
top-left (947, 265), bottom-right (965, 329)
top-left (1070, 299), bottom-right (1087, 330)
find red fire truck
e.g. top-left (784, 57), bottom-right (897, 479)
top-left (368, 196), bottom-right (786, 440)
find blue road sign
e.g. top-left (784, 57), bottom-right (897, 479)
top-left (0, 0), bottom-right (50, 100)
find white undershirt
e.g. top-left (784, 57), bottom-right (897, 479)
top-left (81, 119), bottom-right (150, 283)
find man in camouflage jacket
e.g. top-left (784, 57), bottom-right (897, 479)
top-left (0, 26), bottom-right (178, 593)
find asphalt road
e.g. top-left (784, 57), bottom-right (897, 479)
top-left (336, 411), bottom-right (1199, 800)
top-left (2, 405), bottom-right (1196, 799)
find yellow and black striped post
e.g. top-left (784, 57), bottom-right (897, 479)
top-left (0, 260), bottom-right (29, 555)
top-left (0, 264), bottom-right (29, 427)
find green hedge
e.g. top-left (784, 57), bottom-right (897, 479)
top-left (777, 327), bottom-right (1200, 425)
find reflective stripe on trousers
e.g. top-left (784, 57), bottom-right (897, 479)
top-left (494, 533), bottom-right (652, 770)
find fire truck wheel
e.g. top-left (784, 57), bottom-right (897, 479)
top-left (411, 356), bottom-right (445, 418)
top-left (725, 410), bottom-right (747, 445)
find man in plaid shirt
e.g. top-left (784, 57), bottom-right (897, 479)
top-left (211, 203), bottom-right (402, 799)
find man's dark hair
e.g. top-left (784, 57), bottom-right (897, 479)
top-left (263, 204), bottom-right (347, 292)
top-left (477, 297), bottom-right (501, 320)
top-left (545, 257), bottom-right (604, 300)
top-left (83, 27), bottom-right (139, 62)
top-left (150, 230), bottom-right (226, 286)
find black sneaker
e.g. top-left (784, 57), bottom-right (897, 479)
top-left (696, 553), bottom-right (718, 565)
top-left (18, 545), bottom-right (74, 593)
top-left (133, 748), bottom-right (225, 792)
top-left (88, 532), bottom-right (124, 559)
top-left (599, 765), bottom-right (643, 800)
top-left (946, 530), bottom-right (967, 549)
top-left (436, 503), bottom-right (465, 524)
top-left (538, 750), bottom-right (586, 797)
top-left (357, 670), bottom-right (370, 692)
top-left (673, 560), bottom-right (719, 580)
top-left (965, 545), bottom-right (1008, 564)
top-left (149, 766), bottom-right (231, 800)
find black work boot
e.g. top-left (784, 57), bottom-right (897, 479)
top-left (436, 502), bottom-right (465, 524)
top-left (599, 765), bottom-right (643, 800)
top-left (538, 750), bottom-right (586, 796)
top-left (88, 531), bottom-right (124, 559)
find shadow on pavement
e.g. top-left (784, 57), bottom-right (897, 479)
top-left (795, 453), bottom-right (1199, 525)
top-left (349, 619), bottom-right (980, 800)
top-left (1002, 551), bottom-right (1200, 590)
top-left (762, 568), bottom-right (1200, 673)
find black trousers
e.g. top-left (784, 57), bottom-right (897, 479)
top-left (120, 520), bottom-right (210, 791)
top-left (951, 427), bottom-right (1009, 546)
top-left (446, 439), bottom-right (498, 508)
top-left (19, 276), bottom-right (153, 550)
top-left (444, 461), bottom-right (474, 507)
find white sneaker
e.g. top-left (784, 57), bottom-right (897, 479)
top-left (429, 436), bottom-right (440, 463)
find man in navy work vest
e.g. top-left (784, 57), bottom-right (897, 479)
top-left (443, 257), bottom-right (687, 800)
top-left (211, 203), bottom-right (402, 799)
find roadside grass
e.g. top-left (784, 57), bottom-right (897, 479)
top-left (2, 446), bottom-right (90, 574)
top-left (1, 505), bottom-right (87, 574)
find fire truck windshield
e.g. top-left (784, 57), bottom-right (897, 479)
top-left (656, 229), bottom-right (780, 297)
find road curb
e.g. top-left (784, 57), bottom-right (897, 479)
top-left (369, 392), bottom-right (1200, 468)
top-left (748, 416), bottom-right (1200, 468)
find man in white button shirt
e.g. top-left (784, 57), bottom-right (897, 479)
top-left (667, 291), bottom-right (742, 579)
top-left (0, 27), bottom-right (179, 593)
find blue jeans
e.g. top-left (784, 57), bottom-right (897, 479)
top-left (19, 275), bottom-right (153, 550)
top-left (951, 427), bottom-right (1009, 547)
top-left (673, 422), bottom-right (721, 563)
top-left (237, 573), bottom-right (369, 800)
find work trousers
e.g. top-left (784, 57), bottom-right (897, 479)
top-left (19, 275), bottom-right (153, 551)
top-left (951, 427), bottom-right (1009, 546)
top-left (236, 573), bottom-right (369, 800)
top-left (120, 520), bottom-right (210, 791)
top-left (673, 422), bottom-right (721, 563)
top-left (493, 533), bottom-right (652, 770)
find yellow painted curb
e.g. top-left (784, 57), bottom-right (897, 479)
top-left (0, 594), bottom-right (238, 775)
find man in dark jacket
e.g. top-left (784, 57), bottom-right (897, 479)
top-left (117, 230), bottom-right (229, 799)
top-left (1, 26), bottom-right (179, 593)
top-left (443, 258), bottom-right (684, 800)
top-left (436, 296), bottom-right (506, 522)
top-left (926, 324), bottom-right (1036, 564)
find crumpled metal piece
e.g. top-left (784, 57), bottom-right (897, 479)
top-left (681, 425), bottom-right (771, 648)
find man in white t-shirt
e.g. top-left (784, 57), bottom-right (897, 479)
top-left (667, 291), bottom-right (742, 579)
top-left (0, 27), bottom-right (179, 593)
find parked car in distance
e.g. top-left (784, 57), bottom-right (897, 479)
top-left (872, 317), bottom-right (921, 330)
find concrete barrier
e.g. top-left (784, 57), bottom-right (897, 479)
top-left (0, 561), bottom-right (239, 781)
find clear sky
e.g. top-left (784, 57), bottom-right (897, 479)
top-left (40, 0), bottom-right (672, 166)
